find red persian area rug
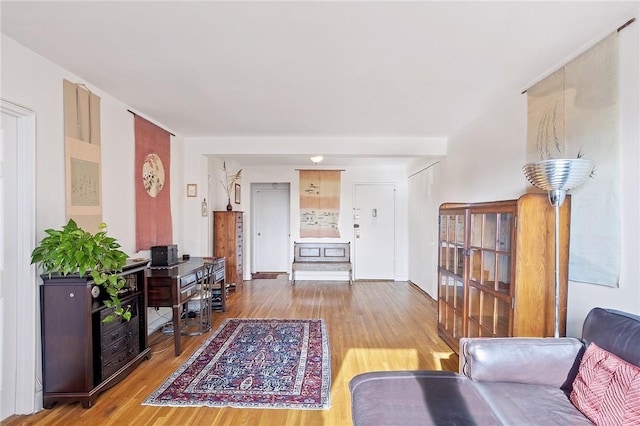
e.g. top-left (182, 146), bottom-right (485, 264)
top-left (143, 318), bottom-right (331, 409)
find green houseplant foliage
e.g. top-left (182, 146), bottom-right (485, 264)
top-left (31, 219), bottom-right (131, 322)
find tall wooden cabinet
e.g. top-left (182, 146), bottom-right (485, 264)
top-left (213, 211), bottom-right (244, 287)
top-left (40, 259), bottom-right (151, 408)
top-left (437, 193), bottom-right (570, 353)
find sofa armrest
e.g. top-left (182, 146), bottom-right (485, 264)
top-left (460, 337), bottom-right (584, 388)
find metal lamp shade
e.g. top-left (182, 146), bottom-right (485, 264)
top-left (523, 159), bottom-right (594, 205)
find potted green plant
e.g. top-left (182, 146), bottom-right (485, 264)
top-left (31, 219), bottom-right (131, 322)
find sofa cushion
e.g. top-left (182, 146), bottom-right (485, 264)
top-left (471, 381), bottom-right (593, 425)
top-left (349, 371), bottom-right (500, 425)
top-left (570, 342), bottom-right (640, 425)
top-left (461, 337), bottom-right (583, 388)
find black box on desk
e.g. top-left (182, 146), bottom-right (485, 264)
top-left (151, 245), bottom-right (178, 266)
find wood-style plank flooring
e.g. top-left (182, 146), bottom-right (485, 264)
top-left (4, 276), bottom-right (458, 426)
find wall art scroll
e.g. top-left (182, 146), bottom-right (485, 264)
top-left (299, 170), bottom-right (341, 238)
top-left (65, 137), bottom-right (101, 217)
top-left (63, 80), bottom-right (102, 232)
top-left (526, 32), bottom-right (620, 287)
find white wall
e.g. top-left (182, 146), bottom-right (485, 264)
top-left (1, 35), bottom-right (188, 412)
top-left (435, 93), bottom-right (527, 204)
top-left (181, 135), bottom-right (445, 261)
top-left (180, 145), bottom-right (411, 280)
top-left (245, 164), bottom-right (409, 280)
top-left (1, 35), bottom-right (186, 257)
top-left (419, 20), bottom-right (640, 336)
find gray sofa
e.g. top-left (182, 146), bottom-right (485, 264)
top-left (349, 307), bottom-right (640, 425)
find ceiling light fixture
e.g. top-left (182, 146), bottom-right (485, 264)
top-left (310, 155), bottom-right (324, 164)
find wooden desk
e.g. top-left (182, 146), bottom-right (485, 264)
top-left (147, 257), bottom-right (225, 355)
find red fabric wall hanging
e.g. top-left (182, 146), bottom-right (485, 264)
top-left (134, 115), bottom-right (173, 251)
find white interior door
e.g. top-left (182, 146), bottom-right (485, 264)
top-left (253, 185), bottom-right (290, 273)
top-left (353, 183), bottom-right (396, 280)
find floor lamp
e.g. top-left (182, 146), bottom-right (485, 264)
top-left (523, 158), bottom-right (595, 338)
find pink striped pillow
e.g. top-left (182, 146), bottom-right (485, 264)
top-left (570, 342), bottom-right (640, 425)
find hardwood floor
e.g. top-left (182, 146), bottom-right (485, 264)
top-left (4, 276), bottom-right (458, 426)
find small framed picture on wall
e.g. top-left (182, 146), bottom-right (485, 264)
top-left (186, 183), bottom-right (197, 197)
top-left (234, 183), bottom-right (241, 204)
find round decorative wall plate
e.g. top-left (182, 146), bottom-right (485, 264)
top-left (142, 153), bottom-right (165, 197)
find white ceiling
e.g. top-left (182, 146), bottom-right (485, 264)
top-left (1, 1), bottom-right (637, 165)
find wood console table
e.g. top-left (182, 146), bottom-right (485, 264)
top-left (147, 257), bottom-right (225, 355)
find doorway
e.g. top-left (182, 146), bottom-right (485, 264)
top-left (353, 183), bottom-right (396, 280)
top-left (1, 100), bottom-right (37, 419)
top-left (251, 183), bottom-right (290, 274)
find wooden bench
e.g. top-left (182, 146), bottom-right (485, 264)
top-left (292, 242), bottom-right (352, 285)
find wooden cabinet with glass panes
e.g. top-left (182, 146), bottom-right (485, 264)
top-left (437, 193), bottom-right (570, 353)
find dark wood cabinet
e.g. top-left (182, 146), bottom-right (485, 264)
top-left (40, 259), bottom-right (151, 408)
top-left (437, 193), bottom-right (570, 353)
top-left (213, 211), bottom-right (243, 287)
